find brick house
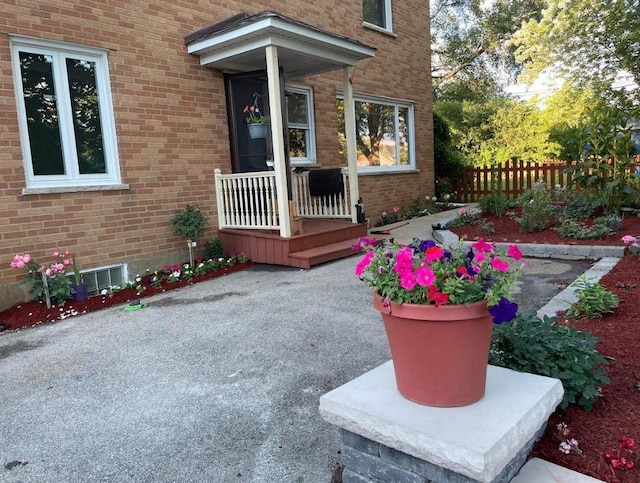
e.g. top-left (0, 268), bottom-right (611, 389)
top-left (0, 1), bottom-right (433, 310)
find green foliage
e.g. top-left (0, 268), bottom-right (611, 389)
top-left (431, 0), bottom-right (544, 91)
top-left (490, 313), bottom-right (610, 411)
top-left (565, 276), bottom-right (619, 319)
top-left (478, 100), bottom-right (561, 164)
top-left (561, 108), bottom-right (638, 214)
top-left (516, 181), bottom-right (554, 232)
top-left (558, 192), bottom-right (594, 220)
top-left (28, 272), bottom-right (71, 306)
top-left (170, 205), bottom-right (209, 241)
top-left (204, 238), bottom-right (224, 260)
top-left (433, 111), bottom-right (468, 184)
top-left (512, 0), bottom-right (640, 108)
top-left (445, 210), bottom-right (482, 228)
top-left (554, 214), bottom-right (622, 240)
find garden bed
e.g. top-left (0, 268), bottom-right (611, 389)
top-left (0, 262), bottom-right (253, 332)
top-left (448, 211), bottom-right (640, 246)
top-left (531, 252), bottom-right (640, 482)
top-left (449, 210), bottom-right (640, 480)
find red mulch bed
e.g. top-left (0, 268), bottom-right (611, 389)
top-left (449, 211), bottom-right (640, 246)
top-left (452, 212), bottom-right (640, 480)
top-left (0, 262), bottom-right (253, 332)
top-left (530, 253), bottom-right (640, 482)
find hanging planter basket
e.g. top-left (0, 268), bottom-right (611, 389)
top-left (248, 123), bottom-right (268, 139)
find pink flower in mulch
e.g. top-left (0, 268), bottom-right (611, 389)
top-left (490, 258), bottom-right (509, 272)
top-left (620, 436), bottom-right (635, 450)
top-left (507, 244), bottom-right (523, 260)
top-left (355, 251), bottom-right (375, 276)
top-left (622, 235), bottom-right (637, 244)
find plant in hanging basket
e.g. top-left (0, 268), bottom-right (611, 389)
top-left (242, 105), bottom-right (269, 125)
top-left (355, 237), bottom-right (525, 320)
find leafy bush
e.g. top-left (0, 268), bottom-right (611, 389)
top-left (445, 209), bottom-right (482, 228)
top-left (170, 204), bottom-right (209, 241)
top-left (559, 192), bottom-right (595, 219)
top-left (565, 276), bottom-right (619, 319)
top-left (554, 214), bottom-right (622, 239)
top-left (479, 192), bottom-right (512, 216)
top-left (490, 313), bottom-right (610, 411)
top-left (516, 181), bottom-right (554, 232)
top-left (204, 238), bottom-right (224, 259)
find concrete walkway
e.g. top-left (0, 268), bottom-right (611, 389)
top-left (0, 208), bottom-right (612, 482)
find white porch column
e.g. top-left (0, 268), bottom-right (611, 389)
top-left (266, 45), bottom-right (291, 238)
top-left (343, 66), bottom-right (360, 224)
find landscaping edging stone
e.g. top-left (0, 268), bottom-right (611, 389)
top-left (432, 230), bottom-right (626, 260)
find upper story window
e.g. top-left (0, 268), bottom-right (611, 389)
top-left (286, 84), bottom-right (316, 164)
top-left (10, 36), bottom-right (121, 190)
top-left (337, 94), bottom-right (415, 172)
top-left (363, 0), bottom-right (393, 33)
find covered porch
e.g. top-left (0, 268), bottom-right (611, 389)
top-left (185, 11), bottom-right (375, 267)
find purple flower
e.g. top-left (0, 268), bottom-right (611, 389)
top-left (418, 239), bottom-right (436, 252)
top-left (489, 297), bottom-right (518, 324)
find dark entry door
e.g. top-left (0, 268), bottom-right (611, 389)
top-left (224, 71), bottom-right (288, 172)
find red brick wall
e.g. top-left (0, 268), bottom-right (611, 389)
top-left (0, 0), bottom-right (433, 309)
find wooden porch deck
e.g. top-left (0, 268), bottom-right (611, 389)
top-left (219, 219), bottom-right (369, 269)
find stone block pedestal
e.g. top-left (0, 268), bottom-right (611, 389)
top-left (319, 361), bottom-right (563, 483)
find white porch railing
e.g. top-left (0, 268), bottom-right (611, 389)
top-left (214, 169), bottom-right (279, 229)
top-left (292, 169), bottom-right (352, 219)
top-left (214, 168), bottom-right (353, 231)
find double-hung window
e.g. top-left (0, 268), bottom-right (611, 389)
top-left (337, 94), bottom-right (415, 172)
top-left (363, 0), bottom-right (393, 33)
top-left (286, 85), bottom-right (316, 164)
top-left (10, 36), bottom-right (121, 191)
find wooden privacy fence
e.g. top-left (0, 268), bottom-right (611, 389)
top-left (452, 159), bottom-right (574, 203)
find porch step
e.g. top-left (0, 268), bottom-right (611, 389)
top-left (289, 238), bottom-right (361, 269)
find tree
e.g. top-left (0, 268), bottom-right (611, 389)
top-left (512, 0), bottom-right (640, 110)
top-left (431, 0), bottom-right (544, 91)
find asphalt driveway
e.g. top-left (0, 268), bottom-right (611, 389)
top-left (0, 251), bottom-right (592, 482)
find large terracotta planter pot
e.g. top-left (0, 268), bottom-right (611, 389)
top-left (373, 294), bottom-right (494, 407)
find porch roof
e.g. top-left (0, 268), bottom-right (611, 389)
top-left (184, 11), bottom-right (376, 79)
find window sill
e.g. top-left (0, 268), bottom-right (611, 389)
top-left (358, 168), bottom-right (419, 176)
top-left (362, 22), bottom-right (397, 37)
top-left (22, 183), bottom-right (130, 195)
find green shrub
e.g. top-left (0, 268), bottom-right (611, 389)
top-left (559, 192), bottom-right (595, 219)
top-left (554, 214), bottom-right (622, 239)
top-left (479, 192), bottom-right (511, 216)
top-left (204, 238), bottom-right (224, 259)
top-left (490, 313), bottom-right (610, 411)
top-left (445, 210), bottom-right (482, 228)
top-left (564, 276), bottom-right (619, 319)
top-left (517, 181), bottom-right (554, 232)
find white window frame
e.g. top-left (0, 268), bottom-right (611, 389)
top-left (10, 35), bottom-right (122, 191)
top-left (286, 83), bottom-right (316, 165)
top-left (338, 92), bottom-right (415, 173)
top-left (363, 0), bottom-right (394, 34)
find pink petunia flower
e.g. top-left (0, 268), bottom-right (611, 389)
top-left (393, 248), bottom-right (414, 275)
top-left (507, 244), bottom-right (523, 260)
top-left (415, 266), bottom-right (435, 287)
top-left (622, 235), bottom-right (637, 244)
top-left (355, 251), bottom-right (375, 276)
top-left (490, 258), bottom-right (509, 272)
top-left (471, 238), bottom-right (494, 253)
top-left (400, 271), bottom-right (417, 290)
